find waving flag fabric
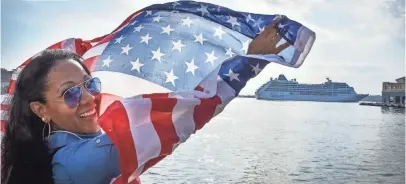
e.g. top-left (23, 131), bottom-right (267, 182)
top-left (0, 1), bottom-right (316, 183)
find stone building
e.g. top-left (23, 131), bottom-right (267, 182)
top-left (382, 77), bottom-right (405, 105)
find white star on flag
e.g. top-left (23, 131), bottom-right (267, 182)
top-left (151, 48), bottom-right (165, 62)
top-left (205, 51), bottom-right (218, 65)
top-left (225, 47), bottom-right (235, 57)
top-left (172, 40), bottom-right (185, 52)
top-left (185, 59), bottom-right (199, 76)
top-left (161, 24), bottom-right (174, 35)
top-left (165, 69), bottom-right (179, 86)
top-left (257, 26), bottom-right (265, 34)
top-left (114, 35), bottom-right (125, 44)
top-left (193, 33), bottom-right (207, 45)
top-left (133, 25), bottom-right (144, 32)
top-left (130, 58), bottom-right (144, 72)
top-left (129, 20), bottom-right (137, 26)
top-left (214, 26), bottom-right (225, 39)
top-left (181, 16), bottom-right (194, 27)
top-left (253, 17), bottom-right (264, 27)
top-left (251, 63), bottom-right (262, 75)
top-left (197, 4), bottom-right (209, 15)
top-left (246, 14), bottom-right (255, 22)
top-left (224, 69), bottom-right (240, 81)
top-left (140, 33), bottom-right (153, 44)
top-left (121, 44), bottom-right (133, 55)
top-left (227, 16), bottom-right (240, 27)
top-left (102, 56), bottom-right (113, 68)
top-left (152, 15), bottom-right (163, 22)
top-left (241, 40), bottom-right (250, 54)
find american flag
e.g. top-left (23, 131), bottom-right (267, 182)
top-left (1, 1), bottom-right (315, 183)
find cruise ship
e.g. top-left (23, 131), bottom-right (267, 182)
top-left (255, 74), bottom-right (368, 102)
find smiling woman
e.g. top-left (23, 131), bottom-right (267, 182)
top-left (0, 49), bottom-right (121, 184)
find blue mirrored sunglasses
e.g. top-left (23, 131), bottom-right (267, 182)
top-left (61, 77), bottom-right (101, 108)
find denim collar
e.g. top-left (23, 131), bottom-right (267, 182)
top-left (47, 130), bottom-right (102, 152)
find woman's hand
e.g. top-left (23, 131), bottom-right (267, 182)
top-left (247, 17), bottom-right (291, 55)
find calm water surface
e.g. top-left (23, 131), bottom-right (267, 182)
top-left (140, 98), bottom-right (405, 184)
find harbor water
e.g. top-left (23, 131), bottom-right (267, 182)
top-left (140, 98), bottom-right (405, 184)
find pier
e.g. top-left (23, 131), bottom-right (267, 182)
top-left (360, 76), bottom-right (405, 108)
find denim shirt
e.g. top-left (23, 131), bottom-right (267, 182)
top-left (48, 130), bottom-right (121, 184)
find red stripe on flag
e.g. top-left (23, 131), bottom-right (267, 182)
top-left (1, 120), bottom-right (6, 132)
top-left (142, 93), bottom-right (169, 99)
top-left (48, 41), bottom-right (63, 50)
top-left (149, 97), bottom-right (179, 156)
top-left (93, 32), bottom-right (117, 47)
top-left (142, 155), bottom-right (166, 174)
top-left (83, 56), bottom-right (99, 72)
top-left (195, 85), bottom-right (204, 92)
top-left (96, 93), bottom-right (123, 116)
top-left (74, 39), bottom-right (93, 56)
top-left (1, 105), bottom-right (9, 111)
top-left (7, 80), bottom-right (16, 94)
top-left (194, 96), bottom-right (222, 131)
top-left (98, 101), bottom-right (138, 183)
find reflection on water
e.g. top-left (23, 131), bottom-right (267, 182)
top-left (381, 106), bottom-right (405, 115)
top-left (141, 99), bottom-right (405, 184)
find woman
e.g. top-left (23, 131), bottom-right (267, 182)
top-left (1, 19), bottom-right (289, 184)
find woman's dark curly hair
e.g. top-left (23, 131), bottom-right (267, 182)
top-left (1, 49), bottom-right (90, 184)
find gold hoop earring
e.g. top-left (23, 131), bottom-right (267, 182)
top-left (41, 118), bottom-right (51, 140)
top-left (42, 123), bottom-right (51, 140)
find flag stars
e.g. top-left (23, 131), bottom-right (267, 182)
top-left (121, 44), bottom-right (133, 55)
top-left (114, 35), bottom-right (125, 44)
top-left (246, 14), bottom-right (255, 23)
top-left (251, 63), bottom-right (262, 75)
top-left (152, 15), bottom-right (163, 22)
top-left (172, 40), bottom-right (185, 52)
top-left (224, 69), bottom-right (240, 82)
top-left (227, 16), bottom-right (240, 27)
top-left (102, 56), bottom-right (113, 68)
top-left (241, 40), bottom-right (250, 54)
top-left (225, 47), bottom-right (235, 57)
top-left (161, 24), bottom-right (174, 35)
top-left (129, 20), bottom-right (137, 26)
top-left (193, 33), bottom-right (207, 45)
top-left (181, 16), bottom-right (194, 27)
top-left (214, 26), bottom-right (225, 39)
top-left (145, 11), bottom-right (152, 16)
top-left (205, 51), bottom-right (218, 65)
top-left (165, 69), bottom-right (179, 86)
top-left (140, 33), bottom-right (153, 44)
top-left (253, 17), bottom-right (264, 27)
top-left (185, 59), bottom-right (199, 76)
top-left (130, 58), bottom-right (144, 72)
top-left (197, 4), bottom-right (209, 16)
top-left (257, 26), bottom-right (265, 34)
top-left (171, 2), bottom-right (181, 7)
top-left (133, 25), bottom-right (144, 32)
top-left (151, 48), bottom-right (165, 62)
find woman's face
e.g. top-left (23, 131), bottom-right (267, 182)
top-left (39, 59), bottom-right (100, 134)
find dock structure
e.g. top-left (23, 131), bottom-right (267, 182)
top-left (382, 77), bottom-right (405, 106)
top-left (359, 77), bottom-right (405, 108)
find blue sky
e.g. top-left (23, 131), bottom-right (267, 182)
top-left (1, 0), bottom-right (405, 95)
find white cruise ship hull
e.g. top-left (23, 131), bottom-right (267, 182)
top-left (256, 93), bottom-right (368, 102)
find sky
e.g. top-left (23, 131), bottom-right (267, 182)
top-left (1, 0), bottom-right (405, 95)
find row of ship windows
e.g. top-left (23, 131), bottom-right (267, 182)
top-left (260, 92), bottom-right (353, 95)
top-left (263, 88), bottom-right (353, 92)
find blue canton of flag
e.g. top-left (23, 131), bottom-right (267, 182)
top-left (94, 0), bottom-right (315, 93)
